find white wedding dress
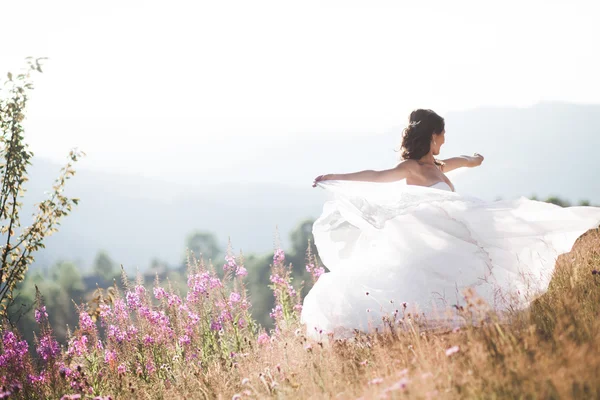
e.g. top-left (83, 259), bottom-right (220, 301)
top-left (301, 180), bottom-right (600, 338)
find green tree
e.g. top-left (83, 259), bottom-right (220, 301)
top-left (92, 250), bottom-right (116, 281)
top-left (0, 58), bottom-right (83, 319)
top-left (51, 260), bottom-right (85, 293)
top-left (184, 231), bottom-right (221, 262)
top-left (545, 196), bottom-right (571, 207)
top-left (289, 219), bottom-right (315, 258)
top-left (13, 260), bottom-right (85, 343)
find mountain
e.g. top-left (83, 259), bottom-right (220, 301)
top-left (24, 162), bottom-right (328, 272)
top-left (23, 102), bottom-right (600, 272)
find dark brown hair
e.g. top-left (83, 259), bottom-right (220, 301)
top-left (397, 109), bottom-right (445, 166)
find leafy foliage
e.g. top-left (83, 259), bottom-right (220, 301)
top-left (0, 58), bottom-right (82, 319)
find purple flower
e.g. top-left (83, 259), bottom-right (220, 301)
top-left (35, 306), bottom-right (48, 324)
top-left (313, 267), bottom-right (325, 279)
top-left (306, 263), bottom-right (325, 280)
top-left (187, 311), bottom-right (200, 326)
top-left (154, 286), bottom-right (167, 300)
top-left (239, 300), bottom-right (251, 310)
top-left (210, 320), bottom-right (222, 331)
top-left (270, 274), bottom-right (285, 285)
top-left (167, 294), bottom-right (182, 307)
top-left (135, 285), bottom-right (146, 297)
top-left (126, 325), bottom-right (138, 341)
top-left (229, 292), bottom-right (241, 303)
top-left (270, 304), bottom-right (283, 320)
top-left (125, 291), bottom-right (141, 310)
top-left (79, 311), bottom-right (96, 332)
top-left (236, 266), bottom-right (248, 277)
top-left (67, 335), bottom-right (89, 357)
top-left (107, 325), bottom-right (126, 343)
top-left (104, 350), bottom-right (117, 364)
top-left (179, 335), bottom-right (191, 346)
top-left (220, 309), bottom-right (233, 322)
top-left (117, 363), bottom-right (127, 374)
top-left (60, 395), bottom-right (82, 400)
top-left (143, 335), bottom-right (155, 345)
top-left (146, 361), bottom-right (156, 375)
top-left (209, 277), bottom-right (223, 289)
top-left (113, 299), bottom-right (129, 321)
top-left (36, 335), bottom-right (60, 362)
top-left (257, 333), bottom-right (269, 345)
top-left (99, 304), bottom-right (112, 318)
top-left (223, 254), bottom-right (237, 272)
top-left (273, 249), bottom-right (285, 265)
top-left (28, 372), bottom-right (47, 385)
top-left (0, 331), bottom-right (29, 370)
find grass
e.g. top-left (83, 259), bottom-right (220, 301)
top-left (1, 230), bottom-right (599, 399)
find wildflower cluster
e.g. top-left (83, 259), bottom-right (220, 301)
top-left (268, 248), bottom-right (303, 329)
top-left (0, 247), bottom-right (265, 398)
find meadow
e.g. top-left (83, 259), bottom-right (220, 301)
top-left (1, 229), bottom-right (599, 399)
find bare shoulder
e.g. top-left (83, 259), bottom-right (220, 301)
top-left (394, 159), bottom-right (417, 174)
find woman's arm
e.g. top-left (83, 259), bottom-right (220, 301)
top-left (441, 153), bottom-right (484, 173)
top-left (313, 160), bottom-right (415, 186)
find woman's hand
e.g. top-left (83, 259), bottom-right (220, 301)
top-left (312, 174), bottom-right (332, 187)
top-left (472, 153), bottom-right (484, 167)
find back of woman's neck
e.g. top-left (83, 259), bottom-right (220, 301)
top-left (417, 154), bottom-right (436, 165)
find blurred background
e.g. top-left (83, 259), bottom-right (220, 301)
top-left (2, 0), bottom-right (599, 341)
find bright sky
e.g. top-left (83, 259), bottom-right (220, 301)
top-left (2, 0), bottom-right (599, 185)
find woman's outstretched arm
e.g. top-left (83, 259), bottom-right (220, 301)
top-left (440, 153), bottom-right (484, 173)
top-left (313, 160), bottom-right (416, 187)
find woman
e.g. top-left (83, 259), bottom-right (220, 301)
top-left (301, 109), bottom-right (600, 338)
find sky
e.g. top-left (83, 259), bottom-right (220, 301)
top-left (2, 0), bottom-right (599, 186)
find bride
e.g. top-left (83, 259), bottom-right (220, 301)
top-left (300, 109), bottom-right (600, 338)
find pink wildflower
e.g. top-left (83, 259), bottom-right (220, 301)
top-left (125, 291), bottom-right (141, 310)
top-left (36, 335), bottom-right (60, 362)
top-left (445, 345), bottom-right (460, 356)
top-left (146, 361), bottom-right (156, 375)
top-left (143, 335), bottom-right (155, 345)
top-left (257, 333), bottom-right (269, 345)
top-left (273, 248), bottom-right (285, 264)
top-left (167, 294), bottom-right (182, 307)
top-left (79, 311), bottom-right (96, 332)
top-left (99, 304), bottom-right (112, 318)
top-left (35, 306), bottom-right (48, 323)
top-left (211, 320), bottom-right (222, 331)
top-left (179, 335), bottom-right (191, 346)
top-left (368, 377), bottom-right (384, 385)
top-left (154, 286), bottom-right (167, 300)
top-left (384, 377), bottom-right (410, 393)
top-left (270, 304), bottom-right (283, 319)
top-left (117, 363), bottom-right (127, 374)
top-left (104, 350), bottom-right (117, 364)
top-left (67, 335), bottom-right (89, 356)
top-left (229, 292), bottom-right (241, 303)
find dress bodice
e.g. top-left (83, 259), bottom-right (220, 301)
top-left (428, 181), bottom-right (454, 192)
